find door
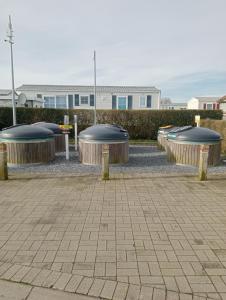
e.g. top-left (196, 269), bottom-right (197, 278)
top-left (118, 96), bottom-right (127, 110)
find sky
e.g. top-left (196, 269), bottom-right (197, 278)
top-left (0, 0), bottom-right (226, 102)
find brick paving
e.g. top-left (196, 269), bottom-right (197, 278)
top-left (0, 172), bottom-right (226, 299)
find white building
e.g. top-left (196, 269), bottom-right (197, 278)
top-left (0, 89), bottom-right (43, 108)
top-left (160, 98), bottom-right (187, 110)
top-left (16, 84), bottom-right (161, 110)
top-left (187, 97), bottom-right (220, 110)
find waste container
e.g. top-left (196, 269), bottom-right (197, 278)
top-left (167, 127), bottom-right (221, 166)
top-left (157, 125), bottom-right (177, 150)
top-left (0, 125), bottom-right (55, 165)
top-left (32, 122), bottom-right (65, 152)
top-left (79, 124), bottom-right (129, 165)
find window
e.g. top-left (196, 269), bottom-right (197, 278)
top-left (68, 95), bottom-right (74, 109)
top-left (37, 94), bottom-right (42, 98)
top-left (56, 95), bottom-right (67, 108)
top-left (206, 103), bottom-right (213, 110)
top-left (117, 96), bottom-right (127, 110)
top-left (140, 96), bottom-right (146, 108)
top-left (44, 96), bottom-right (55, 108)
top-left (80, 96), bottom-right (89, 105)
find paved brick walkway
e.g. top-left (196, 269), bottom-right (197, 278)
top-left (0, 172), bottom-right (226, 299)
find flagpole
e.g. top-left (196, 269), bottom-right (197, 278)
top-left (94, 50), bottom-right (97, 125)
top-left (5, 15), bottom-right (17, 125)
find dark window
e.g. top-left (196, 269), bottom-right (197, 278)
top-left (203, 103), bottom-right (206, 109)
top-left (128, 95), bottom-right (133, 110)
top-left (216, 103), bottom-right (220, 109)
top-left (68, 95), bottom-right (74, 109)
top-left (213, 103), bottom-right (216, 110)
top-left (37, 94), bottom-right (42, 98)
top-left (147, 95), bottom-right (152, 108)
top-left (90, 94), bottom-right (94, 106)
top-left (74, 94), bottom-right (79, 106)
top-left (112, 95), bottom-right (117, 109)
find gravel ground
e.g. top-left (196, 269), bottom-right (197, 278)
top-left (9, 145), bottom-right (226, 176)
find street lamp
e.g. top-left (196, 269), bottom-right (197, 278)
top-left (4, 15), bottom-right (17, 126)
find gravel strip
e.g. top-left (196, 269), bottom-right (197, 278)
top-left (9, 145), bottom-right (226, 175)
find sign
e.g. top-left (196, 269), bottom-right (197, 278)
top-left (59, 124), bottom-right (73, 130)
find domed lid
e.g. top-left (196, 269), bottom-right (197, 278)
top-left (167, 126), bottom-right (193, 140)
top-left (175, 127), bottom-right (221, 143)
top-left (79, 124), bottom-right (129, 141)
top-left (32, 122), bottom-right (62, 134)
top-left (0, 125), bottom-right (54, 140)
top-left (158, 126), bottom-right (178, 135)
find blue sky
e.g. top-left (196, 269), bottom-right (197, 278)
top-left (0, 0), bottom-right (226, 101)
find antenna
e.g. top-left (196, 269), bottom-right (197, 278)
top-left (5, 15), bottom-right (17, 125)
top-left (93, 50), bottom-right (97, 125)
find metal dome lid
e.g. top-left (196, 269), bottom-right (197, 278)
top-left (32, 122), bottom-right (62, 134)
top-left (167, 126), bottom-right (193, 140)
top-left (0, 125), bottom-right (54, 140)
top-left (158, 126), bottom-right (178, 135)
top-left (79, 124), bottom-right (129, 141)
top-left (175, 127), bottom-right (221, 143)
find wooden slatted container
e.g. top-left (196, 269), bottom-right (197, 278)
top-left (79, 124), bottom-right (129, 165)
top-left (32, 122), bottom-right (65, 153)
top-left (0, 125), bottom-right (55, 165)
top-left (79, 140), bottom-right (128, 165)
top-left (166, 127), bottom-right (221, 167)
top-left (157, 125), bottom-right (176, 150)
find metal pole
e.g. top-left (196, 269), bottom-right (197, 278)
top-left (6, 16), bottom-right (17, 125)
top-left (94, 50), bottom-right (97, 125)
top-left (74, 115), bottom-right (78, 151)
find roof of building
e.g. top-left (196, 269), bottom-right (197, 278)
top-left (193, 96), bottom-right (220, 102)
top-left (16, 84), bottom-right (160, 93)
top-left (171, 102), bottom-right (187, 106)
top-left (218, 95), bottom-right (226, 103)
top-left (0, 89), bottom-right (12, 96)
top-left (0, 89), bottom-right (18, 97)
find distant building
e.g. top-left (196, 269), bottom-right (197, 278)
top-left (15, 84), bottom-right (161, 110)
top-left (187, 97), bottom-right (220, 110)
top-left (218, 95), bottom-right (226, 115)
top-left (160, 98), bottom-right (187, 110)
top-left (0, 89), bottom-right (43, 108)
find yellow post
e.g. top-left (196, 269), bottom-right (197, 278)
top-left (102, 144), bottom-right (109, 180)
top-left (198, 145), bottom-right (209, 181)
top-left (195, 115), bottom-right (201, 127)
top-left (0, 143), bottom-right (8, 180)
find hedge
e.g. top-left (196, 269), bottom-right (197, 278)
top-left (0, 107), bottom-right (223, 139)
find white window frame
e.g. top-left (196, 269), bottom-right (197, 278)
top-left (43, 95), bottom-right (56, 108)
top-left (56, 95), bottom-right (67, 109)
top-left (117, 95), bottom-right (128, 110)
top-left (206, 103), bottom-right (213, 110)
top-left (139, 95), bottom-right (146, 108)
top-left (80, 95), bottom-right (90, 106)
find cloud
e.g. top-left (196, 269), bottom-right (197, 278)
top-left (0, 0), bottom-right (226, 100)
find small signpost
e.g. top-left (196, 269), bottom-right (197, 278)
top-left (199, 145), bottom-right (209, 181)
top-left (59, 115), bottom-right (73, 160)
top-left (0, 143), bottom-right (8, 180)
top-left (74, 115), bottom-right (78, 151)
top-left (102, 144), bottom-right (109, 180)
top-left (195, 115), bottom-right (201, 127)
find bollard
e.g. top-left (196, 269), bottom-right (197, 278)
top-left (0, 143), bottom-right (8, 180)
top-left (198, 145), bottom-right (209, 181)
top-left (74, 115), bottom-right (78, 151)
top-left (195, 115), bottom-right (200, 127)
top-left (102, 144), bottom-right (109, 180)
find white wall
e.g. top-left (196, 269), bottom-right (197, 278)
top-left (187, 97), bottom-right (199, 109)
top-left (17, 89), bottom-right (160, 110)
